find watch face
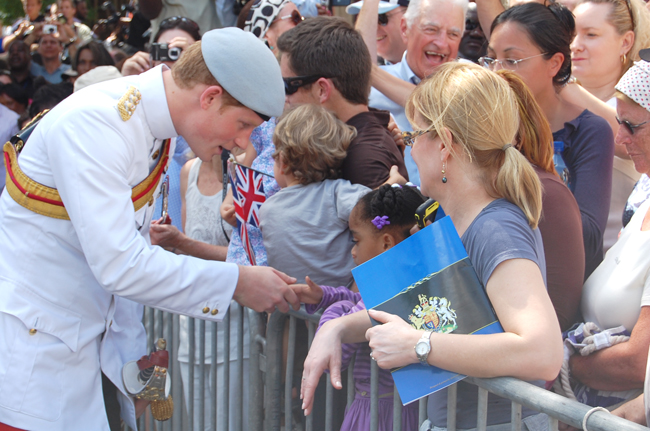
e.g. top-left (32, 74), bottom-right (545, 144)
top-left (415, 342), bottom-right (429, 356)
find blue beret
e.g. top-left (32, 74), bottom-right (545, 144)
top-left (201, 28), bottom-right (284, 120)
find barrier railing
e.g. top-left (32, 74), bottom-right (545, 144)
top-left (130, 306), bottom-right (647, 431)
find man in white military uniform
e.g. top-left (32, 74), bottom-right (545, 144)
top-left (0, 28), bottom-right (298, 431)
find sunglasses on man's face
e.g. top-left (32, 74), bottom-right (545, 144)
top-left (283, 75), bottom-right (324, 95)
top-left (378, 9), bottom-right (402, 26)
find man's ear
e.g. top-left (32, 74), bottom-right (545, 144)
top-left (315, 77), bottom-right (333, 104)
top-left (199, 85), bottom-right (224, 110)
top-left (401, 16), bottom-right (409, 39)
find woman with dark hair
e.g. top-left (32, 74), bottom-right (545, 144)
top-left (121, 16), bottom-right (201, 75)
top-left (486, 2), bottom-right (615, 280)
top-left (73, 40), bottom-right (114, 77)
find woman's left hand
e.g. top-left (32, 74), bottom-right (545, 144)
top-left (366, 309), bottom-right (420, 369)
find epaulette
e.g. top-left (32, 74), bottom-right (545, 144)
top-left (117, 86), bottom-right (142, 121)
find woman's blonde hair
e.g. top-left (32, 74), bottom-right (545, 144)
top-left (497, 70), bottom-right (556, 176)
top-left (273, 104), bottom-right (357, 185)
top-left (577, 0), bottom-right (650, 75)
top-left (406, 62), bottom-right (542, 228)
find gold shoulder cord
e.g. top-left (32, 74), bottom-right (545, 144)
top-left (117, 86), bottom-right (142, 121)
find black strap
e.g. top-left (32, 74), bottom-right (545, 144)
top-left (220, 150), bottom-right (231, 243)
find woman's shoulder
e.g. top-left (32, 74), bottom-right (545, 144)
top-left (462, 200), bottom-right (543, 286)
top-left (463, 200), bottom-right (539, 255)
top-left (470, 199), bottom-right (531, 229)
top-left (567, 109), bottom-right (612, 136)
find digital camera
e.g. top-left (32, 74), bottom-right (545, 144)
top-left (43, 24), bottom-right (58, 35)
top-left (150, 43), bottom-right (182, 62)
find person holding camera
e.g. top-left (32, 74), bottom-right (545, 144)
top-left (121, 16), bottom-right (201, 76)
top-left (55, 0), bottom-right (92, 61)
top-left (2, 0), bottom-right (46, 51)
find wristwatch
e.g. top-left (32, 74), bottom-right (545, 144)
top-left (415, 331), bottom-right (433, 365)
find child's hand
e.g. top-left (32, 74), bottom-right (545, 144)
top-left (291, 276), bottom-right (324, 305)
top-left (385, 165), bottom-right (407, 186)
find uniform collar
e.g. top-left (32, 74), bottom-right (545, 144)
top-left (137, 65), bottom-right (178, 141)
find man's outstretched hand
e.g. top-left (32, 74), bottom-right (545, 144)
top-left (234, 266), bottom-right (300, 313)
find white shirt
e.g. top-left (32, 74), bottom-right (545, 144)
top-left (368, 51), bottom-right (421, 184)
top-left (582, 198), bottom-right (650, 331)
top-left (0, 66), bottom-right (239, 431)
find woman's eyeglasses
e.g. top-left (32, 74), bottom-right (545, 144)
top-left (275, 10), bottom-right (304, 26)
top-left (402, 128), bottom-right (433, 147)
top-left (617, 117), bottom-right (648, 135)
top-left (478, 53), bottom-right (548, 71)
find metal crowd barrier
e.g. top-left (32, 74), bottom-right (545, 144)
top-left (131, 305), bottom-right (647, 431)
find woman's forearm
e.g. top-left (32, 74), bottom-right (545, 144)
top-left (325, 309), bottom-right (372, 344)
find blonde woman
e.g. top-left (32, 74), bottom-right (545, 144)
top-left (570, 0), bottom-right (650, 252)
top-left (300, 63), bottom-right (563, 430)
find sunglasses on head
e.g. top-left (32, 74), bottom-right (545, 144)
top-left (159, 16), bottom-right (200, 32)
top-left (275, 9), bottom-right (304, 26)
top-left (283, 75), bottom-right (326, 95)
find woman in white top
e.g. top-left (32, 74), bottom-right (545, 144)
top-left (572, 52), bottom-right (650, 405)
top-left (150, 155), bottom-right (247, 431)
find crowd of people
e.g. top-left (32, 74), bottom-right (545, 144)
top-left (1, 0), bottom-right (650, 429)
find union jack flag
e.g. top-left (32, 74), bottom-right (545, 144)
top-left (229, 161), bottom-right (268, 266)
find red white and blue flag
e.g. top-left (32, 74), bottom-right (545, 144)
top-left (229, 161), bottom-right (268, 266)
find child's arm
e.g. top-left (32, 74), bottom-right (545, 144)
top-left (292, 276), bottom-right (362, 313)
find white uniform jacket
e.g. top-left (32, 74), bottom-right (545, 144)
top-left (0, 66), bottom-right (239, 430)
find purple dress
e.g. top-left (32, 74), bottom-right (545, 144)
top-left (307, 286), bottom-right (419, 431)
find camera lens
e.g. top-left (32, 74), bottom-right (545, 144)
top-left (169, 47), bottom-right (181, 61)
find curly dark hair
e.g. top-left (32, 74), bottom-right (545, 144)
top-left (354, 184), bottom-right (425, 239)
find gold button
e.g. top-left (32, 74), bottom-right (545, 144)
top-left (202, 307), bottom-right (210, 314)
top-left (29, 328), bottom-right (37, 335)
top-left (152, 150), bottom-right (160, 160)
top-left (148, 196), bottom-right (154, 206)
top-left (211, 309), bottom-right (218, 316)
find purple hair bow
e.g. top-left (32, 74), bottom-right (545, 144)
top-left (372, 215), bottom-right (390, 230)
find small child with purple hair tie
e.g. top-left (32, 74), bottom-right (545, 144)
top-left (292, 183), bottom-right (426, 431)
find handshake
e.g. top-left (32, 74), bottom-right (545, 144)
top-left (233, 268), bottom-right (329, 314)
